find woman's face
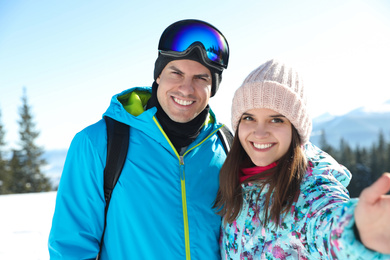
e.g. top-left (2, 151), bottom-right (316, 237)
top-left (238, 108), bottom-right (292, 167)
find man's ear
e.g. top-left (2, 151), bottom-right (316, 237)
top-left (156, 76), bottom-right (160, 85)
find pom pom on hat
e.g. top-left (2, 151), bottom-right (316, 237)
top-left (231, 59), bottom-right (312, 144)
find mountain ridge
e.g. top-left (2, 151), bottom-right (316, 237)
top-left (310, 99), bottom-right (390, 148)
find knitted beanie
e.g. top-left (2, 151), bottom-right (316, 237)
top-left (231, 59), bottom-right (312, 144)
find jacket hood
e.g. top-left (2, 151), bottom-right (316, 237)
top-left (102, 87), bottom-right (223, 153)
top-left (103, 87), bottom-right (157, 135)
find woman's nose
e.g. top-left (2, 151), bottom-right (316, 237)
top-left (253, 123), bottom-right (269, 138)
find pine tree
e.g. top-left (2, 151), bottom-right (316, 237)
top-left (369, 131), bottom-right (387, 183)
top-left (376, 131), bottom-right (387, 176)
top-left (386, 139), bottom-right (390, 195)
top-left (352, 146), bottom-right (373, 196)
top-left (338, 138), bottom-right (360, 196)
top-left (323, 132), bottom-right (390, 196)
top-left (386, 141), bottom-right (390, 172)
top-left (8, 149), bottom-right (26, 193)
top-left (339, 138), bottom-right (355, 169)
top-left (319, 129), bottom-right (335, 156)
top-left (0, 109), bottom-right (11, 194)
top-left (9, 88), bottom-right (52, 193)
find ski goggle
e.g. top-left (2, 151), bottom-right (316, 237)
top-left (158, 19), bottom-right (229, 70)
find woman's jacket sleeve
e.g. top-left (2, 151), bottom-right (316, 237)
top-left (302, 144), bottom-right (389, 259)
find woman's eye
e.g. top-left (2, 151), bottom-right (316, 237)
top-left (242, 116), bottom-right (253, 121)
top-left (271, 118), bottom-right (284, 123)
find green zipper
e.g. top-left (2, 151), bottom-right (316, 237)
top-left (179, 155), bottom-right (191, 259)
top-left (153, 117), bottom-right (224, 259)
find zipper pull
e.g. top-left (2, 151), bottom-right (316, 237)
top-left (179, 156), bottom-right (185, 180)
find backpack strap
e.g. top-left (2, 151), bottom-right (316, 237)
top-left (217, 125), bottom-right (233, 153)
top-left (97, 116), bottom-right (130, 259)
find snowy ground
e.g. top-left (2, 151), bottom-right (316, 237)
top-left (0, 191), bottom-right (57, 260)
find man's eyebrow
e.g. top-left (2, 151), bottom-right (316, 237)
top-left (167, 65), bottom-right (210, 78)
top-left (195, 73), bottom-right (211, 78)
top-left (167, 65), bottom-right (183, 74)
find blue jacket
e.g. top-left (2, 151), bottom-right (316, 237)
top-left (49, 87), bottom-right (228, 259)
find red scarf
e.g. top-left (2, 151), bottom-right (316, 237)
top-left (239, 162), bottom-right (277, 183)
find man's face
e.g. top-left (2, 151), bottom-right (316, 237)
top-left (156, 59), bottom-right (212, 123)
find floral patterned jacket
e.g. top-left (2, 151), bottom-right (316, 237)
top-left (220, 143), bottom-right (390, 259)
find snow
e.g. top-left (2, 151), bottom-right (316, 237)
top-left (0, 192), bottom-right (57, 260)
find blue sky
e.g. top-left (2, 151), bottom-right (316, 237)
top-left (1, 0), bottom-right (390, 150)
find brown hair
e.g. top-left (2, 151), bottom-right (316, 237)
top-left (213, 123), bottom-right (307, 227)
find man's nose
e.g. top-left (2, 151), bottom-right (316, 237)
top-left (178, 78), bottom-right (195, 95)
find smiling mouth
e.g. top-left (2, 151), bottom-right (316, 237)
top-left (173, 97), bottom-right (194, 106)
top-left (252, 143), bottom-right (273, 150)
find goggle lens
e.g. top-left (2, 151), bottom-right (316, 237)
top-left (158, 20), bottom-right (229, 69)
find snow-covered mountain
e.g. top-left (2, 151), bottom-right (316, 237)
top-left (310, 100), bottom-right (390, 148)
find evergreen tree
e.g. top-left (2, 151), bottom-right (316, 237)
top-left (0, 109), bottom-right (10, 194)
top-left (9, 88), bottom-right (52, 193)
top-left (387, 140), bottom-right (390, 195)
top-left (352, 146), bottom-right (372, 197)
top-left (339, 138), bottom-right (355, 170)
top-left (386, 141), bottom-right (390, 172)
top-left (356, 146), bottom-right (370, 169)
top-left (376, 131), bottom-right (387, 177)
top-left (319, 129), bottom-right (335, 156)
top-left (316, 130), bottom-right (390, 197)
top-left (8, 149), bottom-right (26, 193)
top-left (369, 142), bottom-right (378, 179)
top-left (338, 138), bottom-right (361, 197)
top-left (369, 131), bottom-right (386, 183)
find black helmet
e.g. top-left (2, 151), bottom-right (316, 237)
top-left (154, 19), bottom-right (229, 97)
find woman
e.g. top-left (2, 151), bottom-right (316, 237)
top-left (214, 59), bottom-right (390, 259)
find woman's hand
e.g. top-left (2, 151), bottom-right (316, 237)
top-left (355, 173), bottom-right (390, 254)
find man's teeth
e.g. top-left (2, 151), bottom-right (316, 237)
top-left (174, 97), bottom-right (193, 106)
top-left (253, 143), bottom-right (272, 149)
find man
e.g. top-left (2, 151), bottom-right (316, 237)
top-left (48, 19), bottom-right (230, 259)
